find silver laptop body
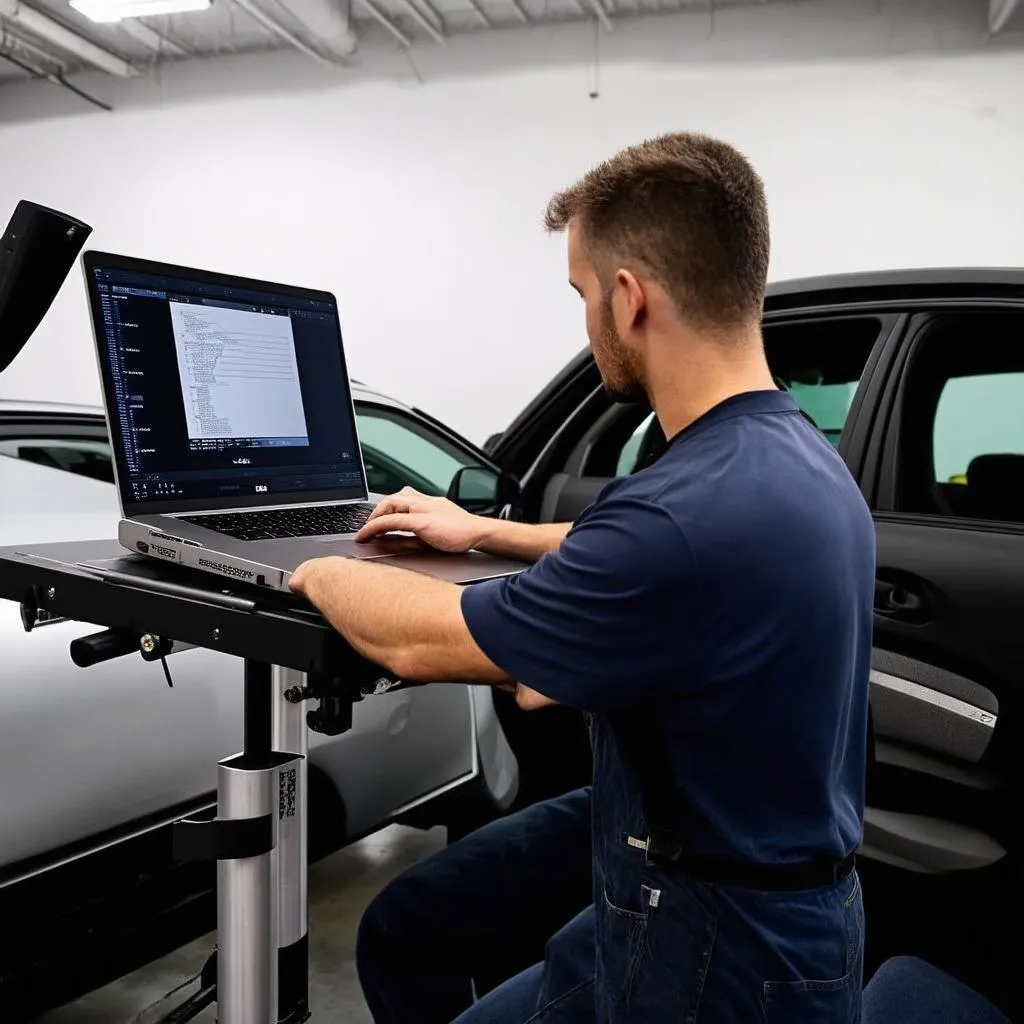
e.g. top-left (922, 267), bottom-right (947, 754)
top-left (82, 251), bottom-right (524, 592)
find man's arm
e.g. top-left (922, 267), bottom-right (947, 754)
top-left (288, 556), bottom-right (555, 709)
top-left (476, 520), bottom-right (572, 563)
top-left (354, 487), bottom-right (570, 564)
top-left (290, 556), bottom-right (500, 682)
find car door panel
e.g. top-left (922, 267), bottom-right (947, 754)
top-left (861, 807), bottom-right (1005, 875)
top-left (864, 516), bottom-right (1017, 865)
top-left (308, 682), bottom-right (473, 838)
top-left (0, 607), bottom-right (242, 872)
top-left (871, 649), bottom-right (998, 766)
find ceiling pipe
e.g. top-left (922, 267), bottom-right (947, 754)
top-left (584, 0), bottom-right (611, 30)
top-left (118, 19), bottom-right (188, 56)
top-left (395, 0), bottom-right (445, 42)
top-left (230, 0), bottom-right (348, 63)
top-left (278, 0), bottom-right (358, 55)
top-left (0, 47), bottom-right (112, 107)
top-left (358, 0), bottom-right (411, 46)
top-left (1, 22), bottom-right (68, 67)
top-left (0, 0), bottom-right (136, 76)
top-left (463, 0), bottom-right (491, 26)
top-left (989, 0), bottom-right (1020, 32)
top-left (507, 0), bottom-right (529, 23)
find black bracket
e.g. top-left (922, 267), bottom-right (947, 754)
top-left (173, 813), bottom-right (274, 862)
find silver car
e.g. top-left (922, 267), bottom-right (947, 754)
top-left (0, 386), bottom-right (519, 1018)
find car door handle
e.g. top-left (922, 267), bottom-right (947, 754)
top-left (874, 578), bottom-right (929, 620)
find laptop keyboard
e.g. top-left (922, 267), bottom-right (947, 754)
top-left (181, 503), bottom-right (376, 541)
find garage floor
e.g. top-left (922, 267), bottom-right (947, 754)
top-left (35, 825), bottom-right (448, 1024)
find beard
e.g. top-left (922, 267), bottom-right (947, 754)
top-left (593, 289), bottom-right (647, 403)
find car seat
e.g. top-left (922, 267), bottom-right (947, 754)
top-left (964, 454), bottom-right (1024, 523)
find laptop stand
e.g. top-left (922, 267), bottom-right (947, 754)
top-left (0, 538), bottom-right (433, 1024)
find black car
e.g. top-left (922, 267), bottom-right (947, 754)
top-left (483, 268), bottom-right (1022, 1020)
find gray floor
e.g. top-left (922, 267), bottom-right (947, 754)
top-left (36, 824), bottom-right (447, 1023)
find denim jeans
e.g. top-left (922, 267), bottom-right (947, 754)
top-left (862, 958), bottom-right (1011, 1024)
top-left (454, 868), bottom-right (864, 1023)
top-left (358, 785), bottom-right (864, 1023)
top-left (356, 788), bottom-right (593, 1024)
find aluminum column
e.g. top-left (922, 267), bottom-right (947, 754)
top-left (273, 666), bottom-right (310, 1021)
top-left (217, 755), bottom-right (278, 1024)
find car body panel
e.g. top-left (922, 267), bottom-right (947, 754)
top-left (0, 389), bottom-right (514, 880)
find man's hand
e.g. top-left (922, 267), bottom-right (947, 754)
top-left (356, 487), bottom-right (488, 553)
top-left (357, 486), bottom-right (573, 564)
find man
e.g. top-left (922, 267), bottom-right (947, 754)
top-left (290, 131), bottom-right (875, 1022)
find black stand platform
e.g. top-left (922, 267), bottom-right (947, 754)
top-left (0, 539), bottom-right (410, 1024)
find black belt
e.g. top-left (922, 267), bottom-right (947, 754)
top-left (632, 828), bottom-right (856, 891)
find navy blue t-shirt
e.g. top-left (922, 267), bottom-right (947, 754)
top-left (462, 390), bottom-right (875, 865)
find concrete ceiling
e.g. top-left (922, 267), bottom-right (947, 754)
top-left (0, 0), bottom-right (1019, 100)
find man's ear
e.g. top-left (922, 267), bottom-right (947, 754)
top-left (615, 268), bottom-right (647, 330)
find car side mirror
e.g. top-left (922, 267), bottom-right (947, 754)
top-left (447, 465), bottom-right (519, 516)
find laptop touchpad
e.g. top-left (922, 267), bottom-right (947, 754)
top-left (316, 534), bottom-right (426, 558)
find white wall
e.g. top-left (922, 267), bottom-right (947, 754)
top-left (0, 0), bottom-right (1022, 443)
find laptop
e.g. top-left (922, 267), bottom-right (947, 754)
top-left (82, 251), bottom-right (526, 592)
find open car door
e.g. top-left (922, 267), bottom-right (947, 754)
top-left (853, 299), bottom-right (1024, 1016)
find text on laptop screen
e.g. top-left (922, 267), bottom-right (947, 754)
top-left (86, 259), bottom-right (365, 512)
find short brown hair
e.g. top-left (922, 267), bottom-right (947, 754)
top-left (544, 132), bottom-right (769, 329)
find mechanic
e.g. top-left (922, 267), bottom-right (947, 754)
top-left (289, 131), bottom-right (876, 1023)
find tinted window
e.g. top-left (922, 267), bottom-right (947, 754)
top-left (609, 316), bottom-right (881, 476)
top-left (933, 373), bottom-right (1024, 483)
top-left (766, 317), bottom-right (880, 448)
top-left (616, 413), bottom-right (657, 476)
top-left (0, 437), bottom-right (115, 484)
top-left (896, 314), bottom-right (1024, 524)
top-left (355, 405), bottom-right (478, 496)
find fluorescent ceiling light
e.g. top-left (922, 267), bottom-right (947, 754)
top-left (69, 0), bottom-right (210, 22)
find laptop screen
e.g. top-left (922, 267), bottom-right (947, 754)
top-left (83, 252), bottom-right (367, 516)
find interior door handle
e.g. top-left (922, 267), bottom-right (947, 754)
top-left (874, 579), bottom-right (928, 619)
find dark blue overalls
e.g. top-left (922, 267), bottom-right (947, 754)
top-left (361, 391), bottom-right (876, 1023)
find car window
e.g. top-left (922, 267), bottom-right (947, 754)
top-left (610, 316), bottom-right (882, 477)
top-left (895, 315), bottom-right (1024, 524)
top-left (354, 405), bottom-right (478, 496)
top-left (933, 373), bottom-right (1024, 484)
top-left (614, 414), bottom-right (651, 476)
top-left (767, 317), bottom-right (881, 447)
top-left (0, 437), bottom-right (115, 484)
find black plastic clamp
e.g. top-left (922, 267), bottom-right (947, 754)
top-left (173, 813), bottom-right (274, 862)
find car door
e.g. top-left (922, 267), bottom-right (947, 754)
top-left (0, 450), bottom-right (245, 872)
top-left (854, 302), bottom-right (1024, 1015)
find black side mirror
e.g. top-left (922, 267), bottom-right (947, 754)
top-left (447, 465), bottom-right (519, 516)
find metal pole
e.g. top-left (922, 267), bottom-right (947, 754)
top-left (245, 660), bottom-right (273, 759)
top-left (273, 666), bottom-right (310, 1022)
top-left (217, 757), bottom-right (277, 1024)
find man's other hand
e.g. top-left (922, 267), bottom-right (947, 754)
top-left (356, 487), bottom-right (488, 553)
top-left (515, 684), bottom-right (558, 711)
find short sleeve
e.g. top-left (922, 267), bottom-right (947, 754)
top-left (460, 497), bottom-right (705, 712)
